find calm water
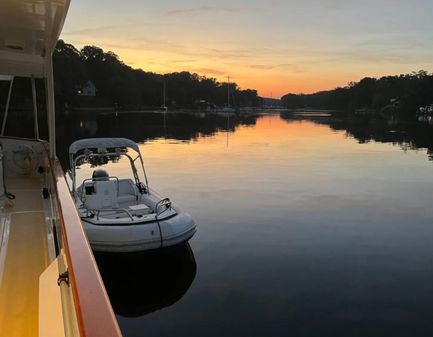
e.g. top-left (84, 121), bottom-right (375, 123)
top-left (15, 110), bottom-right (433, 336)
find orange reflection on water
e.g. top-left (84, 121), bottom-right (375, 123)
top-left (76, 114), bottom-right (414, 203)
top-left (136, 115), bottom-right (352, 188)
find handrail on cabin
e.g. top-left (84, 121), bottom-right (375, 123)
top-left (49, 157), bottom-right (122, 337)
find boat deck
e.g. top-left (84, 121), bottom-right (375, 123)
top-left (0, 177), bottom-right (50, 337)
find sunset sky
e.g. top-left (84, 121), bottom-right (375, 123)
top-left (61, 0), bottom-right (433, 98)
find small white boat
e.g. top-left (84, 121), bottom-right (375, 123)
top-left (216, 106), bottom-right (236, 114)
top-left (68, 138), bottom-right (197, 252)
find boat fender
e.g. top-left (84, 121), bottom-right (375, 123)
top-left (10, 144), bottom-right (37, 175)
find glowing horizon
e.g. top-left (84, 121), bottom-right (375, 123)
top-left (61, 0), bottom-right (433, 98)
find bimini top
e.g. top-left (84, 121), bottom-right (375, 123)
top-left (69, 138), bottom-right (141, 154)
top-left (0, 0), bottom-right (70, 77)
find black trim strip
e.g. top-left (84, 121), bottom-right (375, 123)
top-left (82, 213), bottom-right (178, 226)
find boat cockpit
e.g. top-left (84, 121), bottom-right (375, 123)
top-left (70, 138), bottom-right (175, 225)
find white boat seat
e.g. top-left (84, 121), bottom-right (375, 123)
top-left (118, 194), bottom-right (138, 204)
top-left (84, 180), bottom-right (119, 210)
top-left (117, 179), bottom-right (139, 204)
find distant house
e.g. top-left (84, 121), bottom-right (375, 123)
top-left (79, 81), bottom-right (97, 97)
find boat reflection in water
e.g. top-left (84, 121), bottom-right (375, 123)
top-left (95, 243), bottom-right (197, 317)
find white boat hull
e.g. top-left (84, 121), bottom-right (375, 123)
top-left (83, 209), bottom-right (196, 253)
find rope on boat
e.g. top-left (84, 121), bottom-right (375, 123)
top-left (155, 216), bottom-right (163, 249)
top-left (155, 198), bottom-right (172, 249)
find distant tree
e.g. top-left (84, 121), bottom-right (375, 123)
top-left (281, 94), bottom-right (304, 109)
top-left (53, 40), bottom-right (87, 104)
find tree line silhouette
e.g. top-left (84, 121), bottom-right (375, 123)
top-left (282, 70), bottom-right (433, 115)
top-left (53, 40), bottom-right (260, 109)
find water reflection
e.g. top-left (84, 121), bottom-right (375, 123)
top-left (55, 111), bottom-right (257, 168)
top-left (5, 109), bottom-right (433, 336)
top-left (280, 111), bottom-right (433, 161)
top-left (4, 107), bottom-right (433, 165)
top-left (95, 243), bottom-right (196, 318)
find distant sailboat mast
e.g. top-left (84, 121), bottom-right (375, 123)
top-left (162, 80), bottom-right (167, 134)
top-left (216, 75), bottom-right (235, 114)
top-left (162, 80), bottom-right (168, 112)
top-left (163, 81), bottom-right (166, 108)
top-left (227, 76), bottom-right (230, 108)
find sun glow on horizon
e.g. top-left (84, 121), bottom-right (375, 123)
top-left (62, 0), bottom-right (433, 98)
